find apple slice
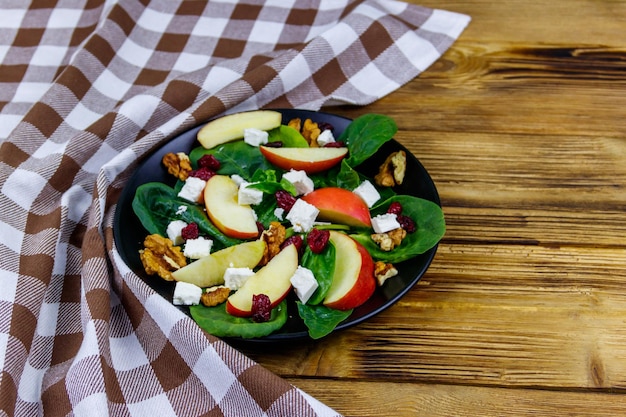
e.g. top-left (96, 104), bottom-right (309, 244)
top-left (204, 175), bottom-right (259, 239)
top-left (171, 239), bottom-right (266, 287)
top-left (323, 231), bottom-right (376, 310)
top-left (301, 187), bottom-right (371, 228)
top-left (226, 243), bottom-right (299, 317)
top-left (197, 110), bottom-right (282, 149)
top-left (259, 146), bottom-right (348, 174)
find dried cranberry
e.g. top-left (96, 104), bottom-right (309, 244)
top-left (181, 222), bottom-right (199, 240)
top-left (251, 294), bottom-right (272, 322)
top-left (189, 167), bottom-right (215, 181)
top-left (197, 154), bottom-right (220, 171)
top-left (307, 228), bottom-right (330, 254)
top-left (387, 202), bottom-right (403, 215)
top-left (256, 222), bottom-right (265, 236)
top-left (280, 235), bottom-right (303, 254)
top-left (323, 141), bottom-right (346, 148)
top-left (397, 214), bottom-right (416, 233)
top-left (318, 122), bottom-right (334, 132)
top-left (275, 190), bottom-right (297, 212)
top-left (263, 141), bottom-right (283, 148)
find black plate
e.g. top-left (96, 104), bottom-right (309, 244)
top-left (114, 109), bottom-right (441, 342)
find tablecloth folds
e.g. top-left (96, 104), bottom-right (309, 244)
top-left (0, 1), bottom-right (468, 415)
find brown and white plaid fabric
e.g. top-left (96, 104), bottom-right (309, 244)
top-left (0, 0), bottom-right (469, 415)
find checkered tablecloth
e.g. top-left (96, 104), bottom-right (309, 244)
top-left (0, 1), bottom-right (469, 415)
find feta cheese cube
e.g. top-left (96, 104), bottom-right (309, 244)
top-left (224, 267), bottom-right (255, 290)
top-left (353, 180), bottom-right (380, 208)
top-left (238, 182), bottom-right (263, 205)
top-left (286, 198), bottom-right (319, 232)
top-left (230, 174), bottom-right (246, 186)
top-left (166, 220), bottom-right (188, 245)
top-left (173, 281), bottom-right (202, 305)
top-left (371, 213), bottom-right (401, 233)
top-left (316, 129), bottom-right (335, 147)
top-left (290, 266), bottom-right (319, 304)
top-left (183, 236), bottom-right (213, 259)
top-left (243, 128), bottom-right (269, 146)
top-left (282, 169), bottom-right (314, 196)
top-left (177, 176), bottom-right (206, 203)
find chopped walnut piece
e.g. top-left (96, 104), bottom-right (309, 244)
top-left (374, 150), bottom-right (406, 187)
top-left (371, 228), bottom-right (407, 251)
top-left (302, 118), bottom-right (321, 147)
top-left (288, 117), bottom-right (301, 132)
top-left (374, 261), bottom-right (399, 286)
top-left (259, 221), bottom-right (287, 266)
top-left (139, 234), bottom-right (187, 281)
top-left (200, 286), bottom-right (231, 307)
top-left (162, 152), bottom-right (193, 181)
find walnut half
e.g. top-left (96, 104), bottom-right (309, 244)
top-left (162, 152), bottom-right (192, 181)
top-left (139, 234), bottom-right (187, 281)
top-left (374, 261), bottom-right (399, 286)
top-left (201, 286), bottom-right (231, 307)
top-left (374, 150), bottom-right (406, 187)
top-left (371, 228), bottom-right (407, 251)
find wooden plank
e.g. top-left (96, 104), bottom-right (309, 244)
top-left (289, 378), bottom-right (626, 417)
top-left (242, 244), bottom-right (626, 389)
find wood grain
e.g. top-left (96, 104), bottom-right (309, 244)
top-left (245, 1), bottom-right (626, 415)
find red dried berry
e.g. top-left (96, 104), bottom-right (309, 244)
top-left (387, 202), bottom-right (403, 215)
top-left (397, 214), bottom-right (416, 233)
top-left (275, 190), bottom-right (297, 212)
top-left (263, 141), bottom-right (283, 148)
top-left (181, 222), bottom-right (199, 240)
top-left (251, 294), bottom-right (272, 322)
top-left (318, 122), bottom-right (334, 132)
top-left (256, 222), bottom-right (265, 236)
top-left (280, 235), bottom-right (303, 254)
top-left (197, 154), bottom-right (221, 171)
top-left (189, 167), bottom-right (215, 181)
top-left (307, 228), bottom-right (330, 254)
top-left (323, 141), bottom-right (346, 148)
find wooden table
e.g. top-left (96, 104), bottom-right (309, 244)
top-left (239, 1), bottom-right (626, 415)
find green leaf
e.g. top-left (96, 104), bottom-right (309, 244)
top-left (190, 300), bottom-right (288, 338)
top-left (296, 302), bottom-right (352, 339)
top-left (189, 141), bottom-right (272, 180)
top-left (300, 241), bottom-right (335, 305)
top-left (267, 125), bottom-right (309, 147)
top-left (339, 114), bottom-right (397, 168)
top-left (351, 195), bottom-right (446, 263)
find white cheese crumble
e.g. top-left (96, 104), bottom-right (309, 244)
top-left (353, 180), bottom-right (380, 208)
top-left (230, 174), bottom-right (246, 186)
top-left (177, 176), bottom-right (206, 203)
top-left (183, 236), bottom-right (213, 259)
top-left (316, 129), bottom-right (335, 147)
top-left (274, 207), bottom-right (285, 220)
top-left (290, 266), bottom-right (319, 304)
top-left (238, 182), bottom-right (263, 205)
top-left (286, 198), bottom-right (319, 233)
top-left (282, 169), bottom-right (314, 196)
top-left (173, 281), bottom-right (202, 305)
top-left (371, 213), bottom-right (401, 233)
top-left (175, 205), bottom-right (188, 215)
top-left (243, 128), bottom-right (269, 146)
top-left (224, 267), bottom-right (255, 290)
top-left (166, 220), bottom-right (188, 246)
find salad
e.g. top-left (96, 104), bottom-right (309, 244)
top-left (131, 110), bottom-right (445, 339)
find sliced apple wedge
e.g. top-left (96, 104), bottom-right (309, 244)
top-left (226, 243), bottom-right (299, 317)
top-left (301, 187), bottom-right (371, 228)
top-left (197, 110), bottom-right (282, 149)
top-left (323, 231), bottom-right (376, 310)
top-left (204, 175), bottom-right (259, 239)
top-left (259, 146), bottom-right (348, 174)
top-left (171, 239), bottom-right (266, 287)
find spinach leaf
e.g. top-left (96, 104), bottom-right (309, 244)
top-left (351, 195), bottom-right (445, 263)
top-left (132, 182), bottom-right (242, 249)
top-left (190, 301), bottom-right (288, 338)
top-left (300, 241), bottom-right (335, 305)
top-left (296, 302), bottom-right (352, 339)
top-left (339, 113), bottom-right (397, 168)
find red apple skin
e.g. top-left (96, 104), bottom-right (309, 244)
top-left (259, 146), bottom-right (347, 174)
top-left (225, 286), bottom-right (291, 317)
top-left (301, 187), bottom-right (372, 228)
top-left (323, 234), bottom-right (376, 310)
